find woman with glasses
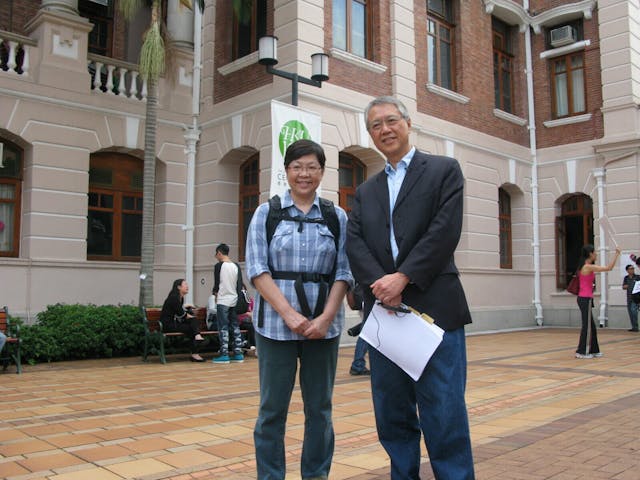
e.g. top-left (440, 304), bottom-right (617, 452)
top-left (245, 139), bottom-right (352, 480)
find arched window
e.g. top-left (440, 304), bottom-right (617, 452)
top-left (0, 140), bottom-right (22, 257)
top-left (338, 152), bottom-right (366, 214)
top-left (239, 154), bottom-right (259, 261)
top-left (87, 152), bottom-right (143, 261)
top-left (556, 194), bottom-right (593, 288)
top-left (498, 187), bottom-right (512, 269)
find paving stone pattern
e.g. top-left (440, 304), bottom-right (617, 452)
top-left (1, 328), bottom-right (639, 479)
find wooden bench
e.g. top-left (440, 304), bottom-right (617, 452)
top-left (142, 306), bottom-right (249, 364)
top-left (0, 306), bottom-right (21, 374)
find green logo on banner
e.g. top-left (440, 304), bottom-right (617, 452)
top-left (279, 120), bottom-right (311, 156)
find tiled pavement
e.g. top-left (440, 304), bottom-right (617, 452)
top-left (2, 327), bottom-right (640, 480)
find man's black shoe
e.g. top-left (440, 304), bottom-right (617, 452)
top-left (349, 367), bottom-right (370, 376)
top-left (628, 328), bottom-right (639, 332)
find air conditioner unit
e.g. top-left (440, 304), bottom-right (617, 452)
top-left (550, 25), bottom-right (577, 48)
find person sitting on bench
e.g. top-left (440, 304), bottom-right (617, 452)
top-left (160, 279), bottom-right (205, 362)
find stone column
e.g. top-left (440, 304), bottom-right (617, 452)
top-left (41, 0), bottom-right (79, 16)
top-left (167, 0), bottom-right (194, 49)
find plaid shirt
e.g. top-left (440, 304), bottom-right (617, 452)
top-left (245, 191), bottom-right (353, 341)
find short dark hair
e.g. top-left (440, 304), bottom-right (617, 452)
top-left (283, 139), bottom-right (326, 169)
top-left (627, 264), bottom-right (635, 271)
top-left (216, 243), bottom-right (229, 255)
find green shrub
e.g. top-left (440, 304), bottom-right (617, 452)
top-left (19, 304), bottom-right (145, 364)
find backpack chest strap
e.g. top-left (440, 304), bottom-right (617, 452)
top-left (258, 271), bottom-right (333, 327)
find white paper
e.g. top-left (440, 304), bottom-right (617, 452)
top-left (633, 281), bottom-right (640, 295)
top-left (360, 303), bottom-right (444, 381)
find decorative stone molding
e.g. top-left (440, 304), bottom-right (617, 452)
top-left (482, 0), bottom-right (597, 35)
top-left (540, 40), bottom-right (590, 60)
top-left (482, 0), bottom-right (529, 32)
top-left (530, 0), bottom-right (596, 35)
top-left (218, 51), bottom-right (259, 76)
top-left (493, 109), bottom-right (527, 126)
top-left (543, 113), bottom-right (592, 128)
top-left (329, 48), bottom-right (387, 74)
top-left (426, 83), bottom-right (470, 104)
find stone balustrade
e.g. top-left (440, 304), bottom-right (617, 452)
top-left (0, 31), bottom-right (35, 76)
top-left (87, 54), bottom-right (148, 102)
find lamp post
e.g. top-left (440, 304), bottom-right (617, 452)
top-left (258, 35), bottom-right (329, 106)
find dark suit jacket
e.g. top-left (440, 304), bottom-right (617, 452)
top-left (346, 150), bottom-right (472, 331)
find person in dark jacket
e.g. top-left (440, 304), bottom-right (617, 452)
top-left (160, 278), bottom-right (205, 362)
top-left (622, 264), bottom-right (640, 331)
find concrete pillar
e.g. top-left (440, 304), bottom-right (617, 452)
top-left (167, 0), bottom-right (194, 49)
top-left (41, 0), bottom-right (79, 16)
top-left (25, 8), bottom-right (92, 92)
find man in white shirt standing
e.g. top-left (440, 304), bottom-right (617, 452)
top-left (212, 243), bottom-right (245, 364)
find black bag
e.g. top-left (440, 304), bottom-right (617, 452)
top-left (235, 263), bottom-right (249, 314)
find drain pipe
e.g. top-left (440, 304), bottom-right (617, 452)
top-left (593, 168), bottom-right (608, 327)
top-left (523, 2), bottom-right (543, 325)
top-left (183, 3), bottom-right (202, 304)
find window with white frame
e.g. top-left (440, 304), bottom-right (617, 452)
top-left (551, 52), bottom-right (586, 118)
top-left (427, 0), bottom-right (455, 90)
top-left (333, 0), bottom-right (371, 59)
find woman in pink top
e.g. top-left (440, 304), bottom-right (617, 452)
top-left (575, 244), bottom-right (621, 358)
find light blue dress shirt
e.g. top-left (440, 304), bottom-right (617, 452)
top-left (384, 147), bottom-right (415, 262)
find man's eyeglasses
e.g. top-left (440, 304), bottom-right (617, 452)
top-left (287, 164), bottom-right (322, 175)
top-left (368, 115), bottom-right (403, 132)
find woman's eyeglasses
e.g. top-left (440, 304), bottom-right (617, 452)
top-left (287, 164), bottom-right (322, 175)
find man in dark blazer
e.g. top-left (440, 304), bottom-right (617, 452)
top-left (347, 96), bottom-right (475, 479)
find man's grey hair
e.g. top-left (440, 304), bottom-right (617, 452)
top-left (364, 96), bottom-right (411, 129)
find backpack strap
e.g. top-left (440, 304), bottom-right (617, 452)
top-left (318, 197), bottom-right (340, 253)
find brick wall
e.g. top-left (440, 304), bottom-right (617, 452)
top-left (416, 0), bottom-right (530, 147)
top-left (530, 7), bottom-right (604, 148)
top-left (212, 0), bottom-right (273, 104)
top-left (0, 0), bottom-right (40, 35)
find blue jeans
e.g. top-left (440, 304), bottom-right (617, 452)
top-left (350, 337), bottom-right (368, 372)
top-left (0, 332), bottom-right (6, 352)
top-left (627, 301), bottom-right (638, 330)
top-left (216, 304), bottom-right (243, 356)
top-left (369, 327), bottom-right (474, 480)
top-left (254, 333), bottom-right (339, 480)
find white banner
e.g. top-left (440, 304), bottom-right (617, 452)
top-left (270, 100), bottom-right (321, 198)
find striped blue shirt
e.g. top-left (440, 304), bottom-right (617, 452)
top-left (245, 191), bottom-right (353, 340)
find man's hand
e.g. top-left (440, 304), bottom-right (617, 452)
top-left (371, 272), bottom-right (410, 306)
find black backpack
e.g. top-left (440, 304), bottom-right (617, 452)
top-left (258, 195), bottom-right (341, 326)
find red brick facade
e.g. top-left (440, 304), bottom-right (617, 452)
top-left (0, 1), bottom-right (40, 35)
top-left (1, 0), bottom-right (604, 149)
top-left (212, 0), bottom-right (273, 104)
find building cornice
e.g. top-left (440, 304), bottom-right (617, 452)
top-left (483, 0), bottom-right (597, 34)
